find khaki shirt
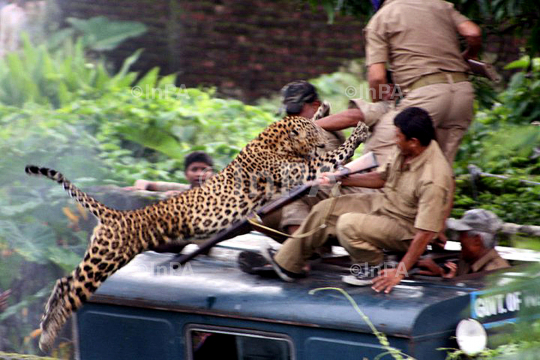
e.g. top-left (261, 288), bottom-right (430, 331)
top-left (321, 129), bottom-right (346, 153)
top-left (376, 140), bottom-right (453, 238)
top-left (457, 249), bottom-right (510, 276)
top-left (365, 0), bottom-right (470, 88)
top-left (317, 109), bottom-right (346, 155)
top-left (348, 99), bottom-right (391, 128)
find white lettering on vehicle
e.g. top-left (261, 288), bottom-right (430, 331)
top-left (524, 294), bottom-right (540, 308)
top-left (474, 291), bottom-right (522, 318)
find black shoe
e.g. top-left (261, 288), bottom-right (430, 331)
top-left (260, 244), bottom-right (305, 282)
top-left (238, 251), bottom-right (270, 275)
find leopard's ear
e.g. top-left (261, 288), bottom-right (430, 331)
top-left (310, 101), bottom-right (331, 122)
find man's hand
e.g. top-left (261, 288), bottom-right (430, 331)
top-left (417, 258), bottom-right (444, 276)
top-left (371, 268), bottom-right (405, 294)
top-left (442, 262), bottom-right (457, 279)
top-left (457, 20), bottom-right (481, 60)
top-left (319, 171), bottom-right (343, 186)
top-left (417, 259), bottom-right (457, 278)
top-left (432, 232), bottom-right (447, 250)
top-left (373, 230), bottom-right (435, 294)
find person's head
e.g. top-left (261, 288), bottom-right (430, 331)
top-left (393, 107), bottom-right (435, 155)
top-left (447, 209), bottom-right (502, 262)
top-left (281, 80), bottom-right (321, 119)
top-left (184, 151), bottom-right (214, 188)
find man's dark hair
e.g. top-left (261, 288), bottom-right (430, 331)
top-left (281, 80), bottom-right (319, 115)
top-left (184, 151), bottom-right (213, 171)
top-left (393, 107), bottom-right (435, 146)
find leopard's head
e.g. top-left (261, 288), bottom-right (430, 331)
top-left (284, 115), bottom-right (326, 158)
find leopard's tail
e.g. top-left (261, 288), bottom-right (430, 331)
top-left (38, 274), bottom-right (76, 352)
top-left (38, 243), bottom-right (136, 352)
top-left (25, 165), bottom-right (110, 219)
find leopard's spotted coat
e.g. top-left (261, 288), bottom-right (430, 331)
top-left (26, 103), bottom-right (369, 351)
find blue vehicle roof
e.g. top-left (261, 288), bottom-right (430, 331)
top-left (88, 241), bottom-right (499, 339)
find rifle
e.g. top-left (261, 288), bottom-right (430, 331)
top-left (467, 59), bottom-right (501, 83)
top-left (164, 152), bottom-right (379, 268)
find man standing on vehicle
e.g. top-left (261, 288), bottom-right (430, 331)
top-left (365, 0), bottom-right (481, 164)
top-left (276, 79), bottom-right (401, 236)
top-left (260, 107), bottom-right (453, 294)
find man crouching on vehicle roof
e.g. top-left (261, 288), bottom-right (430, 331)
top-left (259, 107), bottom-right (453, 293)
top-left (269, 80), bottom-right (394, 236)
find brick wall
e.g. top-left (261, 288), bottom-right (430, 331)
top-left (57, 0), bottom-right (520, 102)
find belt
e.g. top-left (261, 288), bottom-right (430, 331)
top-left (408, 72), bottom-right (468, 92)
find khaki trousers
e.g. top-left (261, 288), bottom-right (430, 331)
top-left (366, 80), bottom-right (474, 164)
top-left (279, 184), bottom-right (372, 229)
top-left (274, 193), bottom-right (411, 273)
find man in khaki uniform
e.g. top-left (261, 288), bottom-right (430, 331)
top-left (261, 107), bottom-right (453, 293)
top-left (418, 209), bottom-right (510, 277)
top-left (274, 81), bottom-right (366, 234)
top-left (279, 82), bottom-right (395, 235)
top-left (315, 73), bottom-right (398, 167)
top-left (365, 0), bottom-right (481, 164)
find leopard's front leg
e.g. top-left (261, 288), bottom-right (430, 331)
top-left (309, 121), bottom-right (370, 179)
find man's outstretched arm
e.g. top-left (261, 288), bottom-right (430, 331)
top-left (320, 169), bottom-right (385, 189)
top-left (315, 108), bottom-right (365, 131)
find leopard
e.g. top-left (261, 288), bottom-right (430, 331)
top-left (25, 102), bottom-right (369, 352)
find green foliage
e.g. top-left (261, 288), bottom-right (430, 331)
top-left (65, 16), bottom-right (147, 52)
top-left (0, 17), bottom-right (147, 108)
top-left (74, 85), bottom-right (276, 184)
top-left (0, 83), bottom-right (276, 354)
top-left (453, 61), bottom-right (540, 227)
top-left (310, 60), bottom-right (369, 113)
top-left (444, 341), bottom-right (540, 360)
top-left (257, 59), bottom-right (368, 116)
top-left (0, 103), bottom-right (108, 276)
top-left (450, 0), bottom-right (540, 58)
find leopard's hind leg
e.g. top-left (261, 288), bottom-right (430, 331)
top-left (39, 223), bottom-right (139, 352)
